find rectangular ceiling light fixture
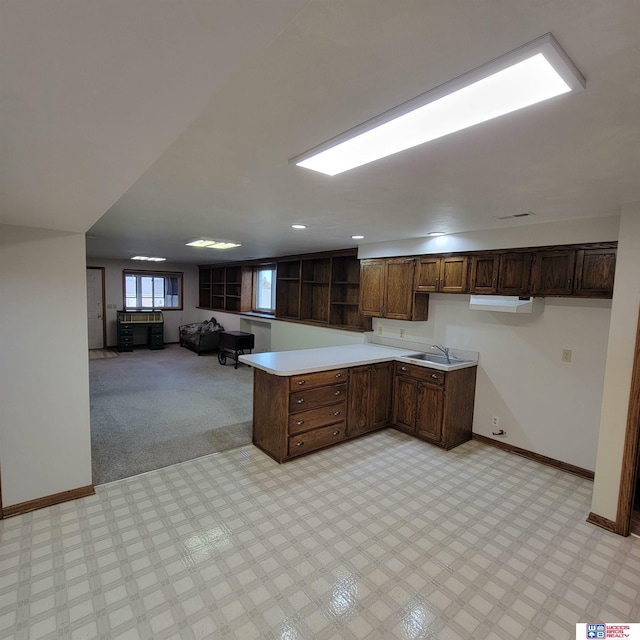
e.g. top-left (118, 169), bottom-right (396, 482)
top-left (290, 33), bottom-right (584, 176)
top-left (186, 240), bottom-right (241, 249)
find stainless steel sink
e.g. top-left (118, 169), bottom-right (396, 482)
top-left (405, 353), bottom-right (474, 365)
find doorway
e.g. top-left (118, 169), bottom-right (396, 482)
top-left (86, 267), bottom-right (106, 350)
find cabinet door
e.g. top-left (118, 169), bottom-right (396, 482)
top-left (470, 255), bottom-right (499, 294)
top-left (347, 365), bottom-right (371, 437)
top-left (371, 362), bottom-right (393, 429)
top-left (574, 248), bottom-right (616, 297)
top-left (359, 260), bottom-right (386, 317)
top-left (414, 257), bottom-right (440, 292)
top-left (384, 259), bottom-right (415, 319)
top-left (439, 256), bottom-right (468, 293)
top-left (416, 382), bottom-right (444, 442)
top-left (498, 253), bottom-right (532, 295)
top-left (531, 250), bottom-right (576, 296)
top-left (392, 375), bottom-right (417, 433)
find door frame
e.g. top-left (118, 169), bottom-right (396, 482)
top-left (87, 266), bottom-right (106, 350)
top-left (614, 302), bottom-right (640, 536)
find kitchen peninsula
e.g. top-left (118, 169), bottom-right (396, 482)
top-left (240, 343), bottom-right (478, 463)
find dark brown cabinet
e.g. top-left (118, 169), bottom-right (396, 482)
top-left (415, 256), bottom-right (468, 293)
top-left (330, 255), bottom-right (371, 330)
top-left (198, 265), bottom-right (252, 312)
top-left (359, 258), bottom-right (428, 320)
top-left (347, 362), bottom-right (393, 437)
top-left (531, 250), bottom-right (576, 296)
top-left (392, 362), bottom-right (477, 449)
top-left (574, 248), bottom-right (617, 297)
top-left (498, 252), bottom-right (533, 295)
top-left (469, 255), bottom-right (500, 294)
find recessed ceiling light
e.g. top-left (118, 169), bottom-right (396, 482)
top-left (291, 33), bottom-right (584, 176)
top-left (131, 256), bottom-right (166, 262)
top-left (291, 224), bottom-right (307, 229)
top-left (427, 232), bottom-right (446, 237)
top-left (185, 239), bottom-right (241, 249)
top-left (351, 235), bottom-right (365, 239)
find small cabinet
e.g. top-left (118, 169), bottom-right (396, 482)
top-left (392, 362), bottom-right (477, 449)
top-left (498, 252), bottom-right (532, 295)
top-left (347, 362), bottom-right (393, 437)
top-left (359, 258), bottom-right (428, 320)
top-left (574, 248), bottom-right (616, 297)
top-left (469, 255), bottom-right (500, 294)
top-left (415, 256), bottom-right (468, 293)
top-left (531, 250), bottom-right (576, 296)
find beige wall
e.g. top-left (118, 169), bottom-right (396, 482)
top-left (591, 204), bottom-right (640, 520)
top-left (0, 225), bottom-right (92, 507)
top-left (86, 258), bottom-right (201, 346)
top-left (373, 295), bottom-right (611, 472)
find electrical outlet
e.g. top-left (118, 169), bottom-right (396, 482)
top-left (562, 349), bottom-right (572, 362)
top-left (376, 325), bottom-right (383, 336)
top-left (399, 329), bottom-right (405, 338)
top-left (491, 416), bottom-right (499, 427)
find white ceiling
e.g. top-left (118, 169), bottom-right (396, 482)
top-left (3, 1), bottom-right (640, 264)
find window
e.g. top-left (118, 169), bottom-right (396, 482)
top-left (123, 270), bottom-right (182, 310)
top-left (254, 266), bottom-right (276, 313)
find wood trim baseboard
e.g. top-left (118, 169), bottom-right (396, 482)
top-left (2, 485), bottom-right (95, 518)
top-left (472, 433), bottom-right (595, 480)
top-left (586, 511), bottom-right (619, 533)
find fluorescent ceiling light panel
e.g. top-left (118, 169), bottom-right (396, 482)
top-left (132, 256), bottom-right (166, 262)
top-left (291, 34), bottom-right (584, 176)
top-left (186, 240), bottom-right (241, 249)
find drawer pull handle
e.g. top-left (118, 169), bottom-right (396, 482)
top-left (296, 399), bottom-right (305, 404)
top-left (335, 373), bottom-right (342, 378)
top-left (332, 430), bottom-right (340, 436)
top-left (334, 391), bottom-right (341, 396)
top-left (298, 380), bottom-right (306, 385)
top-left (401, 366), bottom-right (407, 372)
top-left (431, 374), bottom-right (439, 379)
top-left (296, 420), bottom-right (304, 425)
top-left (333, 411), bottom-right (341, 416)
top-left (296, 441), bottom-right (304, 447)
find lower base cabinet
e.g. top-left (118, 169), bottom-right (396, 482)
top-left (347, 362), bottom-right (393, 437)
top-left (392, 362), bottom-right (476, 449)
top-left (252, 360), bottom-right (477, 463)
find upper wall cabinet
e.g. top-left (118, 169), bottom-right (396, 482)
top-left (531, 250), bottom-right (576, 296)
top-left (359, 258), bottom-right (428, 320)
top-left (574, 248), bottom-right (617, 296)
top-left (415, 256), bottom-right (468, 293)
top-left (498, 252), bottom-right (533, 296)
top-left (198, 265), bottom-right (252, 312)
top-left (469, 255), bottom-right (499, 294)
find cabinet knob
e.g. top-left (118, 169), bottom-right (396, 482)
top-left (296, 441), bottom-right (304, 447)
top-left (567, 278), bottom-right (572, 288)
top-left (296, 399), bottom-right (305, 404)
top-left (431, 374), bottom-right (439, 379)
top-left (335, 373), bottom-right (342, 378)
top-left (334, 390), bottom-right (341, 396)
top-left (401, 366), bottom-right (407, 372)
top-left (296, 420), bottom-right (304, 425)
top-left (298, 380), bottom-right (306, 385)
top-left (332, 430), bottom-right (340, 436)
top-left (333, 411), bottom-right (341, 416)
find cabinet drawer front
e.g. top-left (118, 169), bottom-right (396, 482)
top-left (289, 383), bottom-right (347, 413)
top-left (289, 369), bottom-right (348, 390)
top-left (288, 422), bottom-right (346, 457)
top-left (288, 403), bottom-right (346, 434)
top-left (394, 362), bottom-right (445, 385)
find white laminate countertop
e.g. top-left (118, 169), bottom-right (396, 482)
top-left (239, 343), bottom-right (478, 376)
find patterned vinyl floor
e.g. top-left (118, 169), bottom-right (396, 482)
top-left (1, 430), bottom-right (639, 640)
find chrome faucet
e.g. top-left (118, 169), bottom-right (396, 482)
top-left (432, 344), bottom-right (451, 363)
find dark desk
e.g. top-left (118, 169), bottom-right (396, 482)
top-left (218, 331), bottom-right (254, 368)
top-left (117, 311), bottom-right (164, 352)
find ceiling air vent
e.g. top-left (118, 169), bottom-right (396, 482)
top-left (495, 212), bottom-right (536, 221)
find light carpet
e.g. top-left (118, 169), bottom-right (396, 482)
top-left (89, 344), bottom-right (253, 484)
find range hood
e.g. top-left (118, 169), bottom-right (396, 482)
top-left (469, 295), bottom-right (536, 313)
